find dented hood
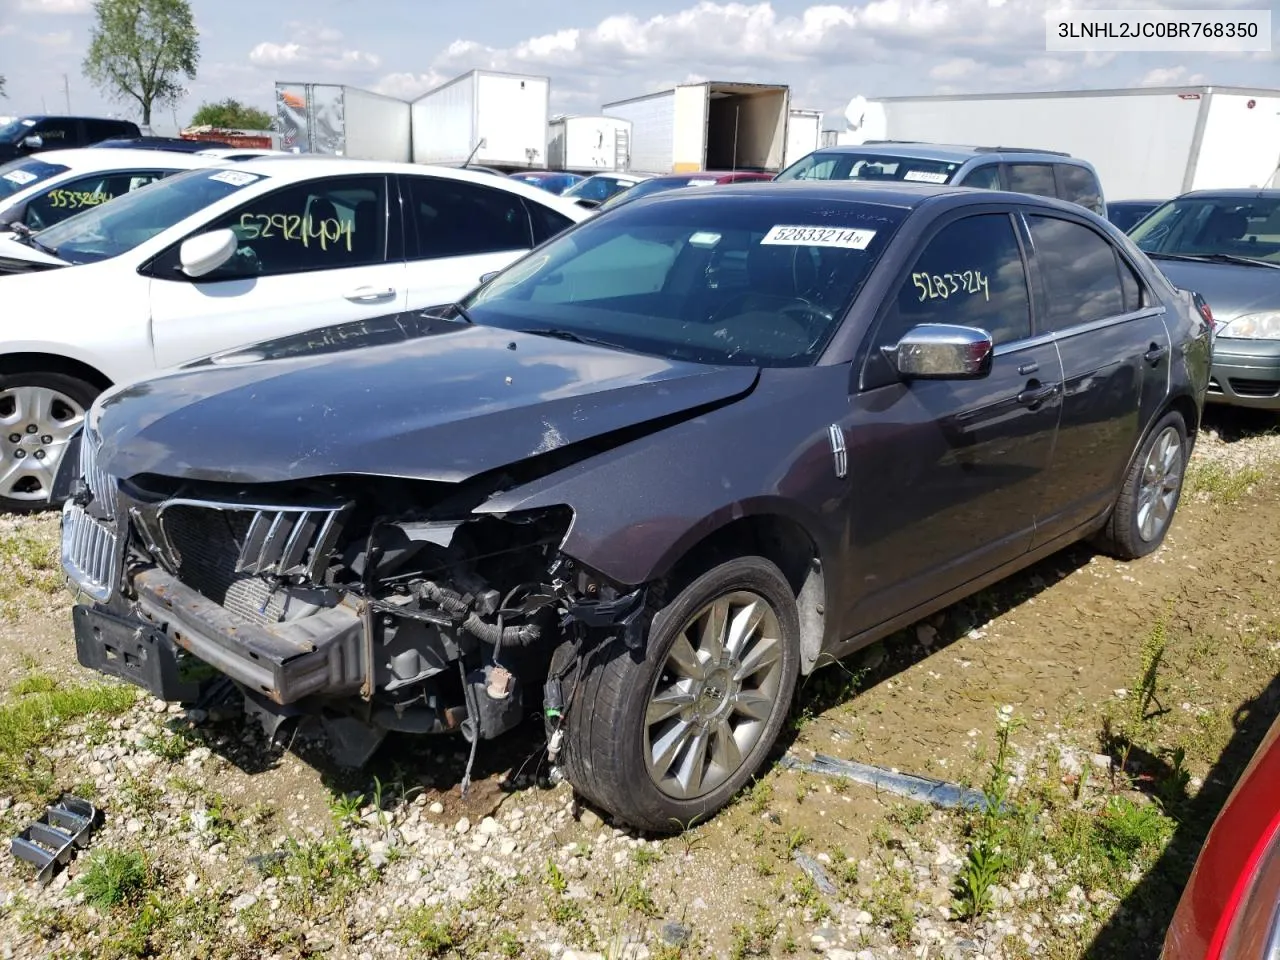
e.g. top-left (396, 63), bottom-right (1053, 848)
top-left (94, 312), bottom-right (759, 485)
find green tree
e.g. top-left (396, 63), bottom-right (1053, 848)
top-left (83, 0), bottom-right (199, 126)
top-left (190, 98), bottom-right (272, 130)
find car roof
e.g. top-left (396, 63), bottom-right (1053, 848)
top-left (18, 147), bottom-right (221, 172)
top-left (221, 156), bottom-right (592, 220)
top-left (638, 179), bottom-right (968, 208)
top-left (807, 142), bottom-right (1079, 164)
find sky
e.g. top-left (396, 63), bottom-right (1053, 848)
top-left (0, 0), bottom-right (1276, 135)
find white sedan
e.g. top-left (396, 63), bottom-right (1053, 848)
top-left (0, 156), bottom-right (590, 508)
top-left (0, 148), bottom-right (221, 232)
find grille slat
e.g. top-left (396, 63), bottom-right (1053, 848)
top-left (61, 500), bottom-right (122, 602)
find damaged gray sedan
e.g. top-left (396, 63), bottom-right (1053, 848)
top-left (60, 182), bottom-right (1209, 830)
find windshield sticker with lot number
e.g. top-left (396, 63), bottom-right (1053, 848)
top-left (903, 170), bottom-right (949, 184)
top-left (46, 189), bottom-right (113, 209)
top-left (687, 179), bottom-right (717, 186)
top-left (761, 225), bottom-right (876, 250)
top-left (912, 270), bottom-right (990, 302)
top-left (2, 170), bottom-right (37, 185)
top-left (238, 212), bottom-right (354, 251)
top-left (209, 170), bottom-right (259, 187)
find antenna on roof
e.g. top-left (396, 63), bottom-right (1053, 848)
top-left (463, 138), bottom-right (487, 168)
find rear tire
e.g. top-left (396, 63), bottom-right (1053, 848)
top-left (562, 556), bottom-right (800, 832)
top-left (0, 372), bottom-right (97, 512)
top-left (1096, 411), bottom-right (1188, 560)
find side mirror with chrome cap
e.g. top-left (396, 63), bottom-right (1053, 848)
top-left (21, 135), bottom-right (43, 151)
top-left (885, 323), bottom-right (994, 380)
top-left (178, 229), bottom-right (238, 278)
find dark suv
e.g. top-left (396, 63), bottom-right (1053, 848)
top-left (0, 116), bottom-right (142, 161)
top-left (777, 142), bottom-right (1107, 217)
top-left (61, 182), bottom-right (1208, 831)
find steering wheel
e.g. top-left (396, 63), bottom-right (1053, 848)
top-left (710, 293), bottom-right (834, 343)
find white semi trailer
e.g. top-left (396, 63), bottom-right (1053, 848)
top-left (839, 86), bottom-right (1280, 199)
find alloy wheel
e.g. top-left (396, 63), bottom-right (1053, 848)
top-left (1136, 425), bottom-right (1183, 542)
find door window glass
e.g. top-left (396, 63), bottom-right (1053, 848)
top-left (24, 170), bottom-right (168, 229)
top-left (1119, 256), bottom-right (1145, 313)
top-left (406, 176), bottom-right (532, 259)
top-left (1027, 215), bottom-right (1126, 331)
top-left (877, 213), bottom-right (1032, 351)
top-left (523, 197), bottom-right (573, 245)
top-left (31, 119), bottom-right (78, 146)
top-left (1006, 164), bottom-right (1057, 200)
top-left (1054, 164), bottom-right (1104, 214)
top-left (197, 175), bottom-right (387, 279)
top-left (958, 164), bottom-right (1001, 190)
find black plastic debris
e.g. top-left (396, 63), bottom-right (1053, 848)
top-left (781, 753), bottom-right (1001, 813)
top-left (11, 794), bottom-right (98, 884)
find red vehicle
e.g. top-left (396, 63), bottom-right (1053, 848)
top-left (595, 170), bottom-right (773, 211)
top-left (1164, 702), bottom-right (1280, 958)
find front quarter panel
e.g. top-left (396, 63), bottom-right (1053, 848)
top-left (475, 365), bottom-right (851, 597)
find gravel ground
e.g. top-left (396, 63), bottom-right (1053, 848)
top-left (0, 405), bottom-right (1275, 960)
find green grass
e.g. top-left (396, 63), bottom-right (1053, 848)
top-left (0, 521), bottom-right (63, 618)
top-left (398, 906), bottom-right (468, 956)
top-left (73, 849), bottom-right (151, 908)
top-left (0, 677), bottom-right (136, 797)
top-left (1186, 461), bottom-right (1264, 505)
top-left (267, 831), bottom-right (368, 914)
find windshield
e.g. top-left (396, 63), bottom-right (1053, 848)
top-left (1131, 196), bottom-right (1280, 263)
top-left (563, 175), bottom-right (632, 203)
top-left (0, 157), bottom-right (69, 200)
top-left (776, 151), bottom-right (959, 185)
top-left (0, 118), bottom-right (36, 145)
top-left (598, 177), bottom-right (724, 212)
top-left (32, 167), bottom-right (266, 265)
top-left (1108, 203), bottom-right (1159, 233)
top-left (463, 194), bottom-right (907, 367)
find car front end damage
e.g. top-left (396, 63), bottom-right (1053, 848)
top-left (61, 426), bottom-right (648, 770)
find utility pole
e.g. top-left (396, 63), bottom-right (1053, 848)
top-left (62, 74), bottom-right (70, 113)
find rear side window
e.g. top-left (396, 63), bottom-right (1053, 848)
top-left (958, 164), bottom-right (1001, 190)
top-left (405, 176), bottom-right (532, 259)
top-left (1006, 164), bottom-right (1057, 200)
top-left (24, 170), bottom-right (168, 229)
top-left (875, 213), bottom-right (1032, 353)
top-left (1054, 164), bottom-right (1104, 215)
top-left (1119, 257), bottom-right (1145, 312)
top-left (524, 198), bottom-right (574, 245)
top-left (1027, 215), bottom-right (1125, 331)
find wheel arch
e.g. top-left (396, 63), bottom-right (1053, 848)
top-left (0, 352), bottom-right (114, 392)
top-left (654, 512), bottom-right (828, 675)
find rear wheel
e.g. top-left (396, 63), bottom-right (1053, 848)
top-left (1096, 411), bottom-right (1188, 560)
top-left (0, 372), bottom-right (97, 511)
top-left (562, 556), bottom-right (800, 832)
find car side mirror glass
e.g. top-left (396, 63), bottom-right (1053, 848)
top-left (21, 135), bottom-right (43, 150)
top-left (178, 228), bottom-right (238, 278)
top-left (885, 323), bottom-right (994, 380)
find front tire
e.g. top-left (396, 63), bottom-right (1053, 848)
top-left (1096, 410), bottom-right (1188, 560)
top-left (0, 372), bottom-right (97, 512)
top-left (562, 556), bottom-right (800, 832)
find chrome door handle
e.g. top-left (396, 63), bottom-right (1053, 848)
top-left (1144, 343), bottom-right (1168, 365)
top-left (344, 287), bottom-right (396, 303)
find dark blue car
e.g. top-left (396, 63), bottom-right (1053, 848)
top-left (507, 170), bottom-right (585, 196)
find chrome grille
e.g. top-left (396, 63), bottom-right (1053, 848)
top-left (61, 501), bottom-right (123, 602)
top-left (79, 431), bottom-right (116, 521)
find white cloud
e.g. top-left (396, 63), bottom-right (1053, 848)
top-left (32, 29), bottom-right (71, 46)
top-left (371, 71), bottom-right (448, 100)
top-left (16, 0), bottom-right (89, 13)
top-left (1138, 66), bottom-right (1209, 86)
top-left (247, 25), bottom-right (379, 73)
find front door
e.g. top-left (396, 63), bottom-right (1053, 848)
top-left (148, 173), bottom-right (406, 369)
top-left (839, 210), bottom-right (1064, 635)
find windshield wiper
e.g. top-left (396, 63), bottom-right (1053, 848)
top-left (1148, 251), bottom-right (1280, 269)
top-left (517, 327), bottom-right (618, 349)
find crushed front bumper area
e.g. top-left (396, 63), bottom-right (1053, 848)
top-left (73, 567), bottom-right (365, 705)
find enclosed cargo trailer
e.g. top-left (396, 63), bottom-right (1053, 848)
top-left (785, 109), bottom-right (822, 167)
top-left (275, 83), bottom-right (411, 161)
top-left (845, 86), bottom-right (1280, 199)
top-left (602, 81), bottom-right (791, 174)
top-left (411, 70), bottom-right (550, 170)
top-left (548, 115), bottom-right (632, 173)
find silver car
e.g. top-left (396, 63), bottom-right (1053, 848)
top-left (1131, 190), bottom-right (1280, 410)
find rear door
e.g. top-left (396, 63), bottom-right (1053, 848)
top-left (839, 209), bottom-right (1064, 633)
top-left (1021, 208), bottom-right (1171, 547)
top-left (147, 173), bottom-right (407, 368)
top-left (1052, 163), bottom-right (1106, 216)
top-left (400, 174), bottom-right (569, 310)
top-left (1004, 162), bottom-right (1058, 203)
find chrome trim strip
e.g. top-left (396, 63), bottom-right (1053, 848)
top-left (60, 500), bottom-right (123, 602)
